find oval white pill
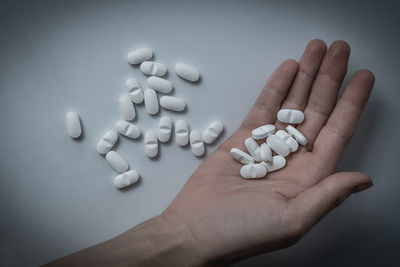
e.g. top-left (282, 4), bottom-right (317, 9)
top-left (286, 125), bottom-right (308, 145)
top-left (275, 130), bottom-right (298, 152)
top-left (277, 109), bottom-right (304, 124)
top-left (157, 116), bottom-right (172, 142)
top-left (65, 111), bottom-right (81, 138)
top-left (190, 130), bottom-right (205, 156)
top-left (119, 94), bottom-right (136, 121)
top-left (230, 148), bottom-right (255, 164)
top-left (144, 88), bottom-right (159, 115)
top-left (240, 164), bottom-right (267, 179)
top-left (266, 135), bottom-right (290, 157)
top-left (174, 63), bottom-right (200, 82)
top-left (113, 170), bottom-right (139, 189)
top-left (126, 79), bottom-right (144, 104)
top-left (105, 151), bottom-right (129, 173)
top-left (245, 137), bottom-right (262, 162)
top-left (159, 96), bottom-right (186, 112)
top-left (144, 131), bottom-right (158, 158)
top-left (97, 130), bottom-right (118, 155)
top-left (175, 120), bottom-right (189, 146)
top-left (202, 121), bottom-right (223, 144)
top-left (147, 76), bottom-right (173, 94)
top-left (127, 47), bottom-right (153, 65)
top-left (261, 156), bottom-right (286, 172)
top-left (251, 124), bottom-right (275, 139)
top-left (140, 61), bottom-right (166, 76)
top-left (259, 143), bottom-right (272, 162)
top-left (115, 121), bottom-right (141, 139)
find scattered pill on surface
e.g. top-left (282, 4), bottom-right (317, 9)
top-left (126, 79), bottom-right (144, 104)
top-left (266, 134), bottom-right (290, 157)
top-left (259, 143), bottom-right (272, 162)
top-left (245, 137), bottom-right (262, 162)
top-left (140, 61), bottom-right (167, 76)
top-left (127, 47), bottom-right (153, 65)
top-left (240, 163), bottom-right (267, 179)
top-left (119, 94), bottom-right (136, 121)
top-left (251, 124), bottom-right (275, 139)
top-left (144, 88), bottom-right (159, 115)
top-left (174, 63), bottom-right (200, 82)
top-left (147, 76), bottom-right (173, 94)
top-left (106, 151), bottom-right (129, 173)
top-left (159, 96), bottom-right (186, 112)
top-left (190, 130), bottom-right (205, 156)
top-left (286, 125), bottom-right (308, 146)
top-left (113, 170), bottom-right (139, 189)
top-left (277, 109), bottom-right (304, 124)
top-left (97, 130), bottom-right (118, 155)
top-left (230, 148), bottom-right (255, 164)
top-left (144, 131), bottom-right (158, 158)
top-left (115, 121), bottom-right (141, 139)
top-left (275, 130), bottom-right (298, 152)
top-left (157, 116), bottom-right (172, 142)
top-left (261, 156), bottom-right (286, 172)
top-left (202, 121), bottom-right (223, 144)
top-left (65, 111), bottom-right (82, 138)
top-left (175, 120), bottom-right (189, 146)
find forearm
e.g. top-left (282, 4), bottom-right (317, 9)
top-left (45, 214), bottom-right (208, 267)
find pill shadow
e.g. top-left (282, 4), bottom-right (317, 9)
top-left (118, 177), bottom-right (142, 193)
top-left (336, 95), bottom-right (391, 173)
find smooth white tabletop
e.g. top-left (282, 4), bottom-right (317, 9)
top-left (0, 0), bottom-right (399, 266)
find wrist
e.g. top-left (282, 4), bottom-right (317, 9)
top-left (123, 212), bottom-right (211, 266)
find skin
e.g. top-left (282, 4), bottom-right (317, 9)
top-left (47, 40), bottom-right (375, 266)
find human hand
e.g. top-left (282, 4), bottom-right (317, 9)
top-left (47, 40), bottom-right (375, 267)
top-left (162, 39), bottom-right (375, 265)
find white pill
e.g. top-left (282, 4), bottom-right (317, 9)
top-left (261, 156), bottom-right (286, 172)
top-left (174, 63), bottom-right (200, 82)
top-left (147, 76), bottom-right (173, 94)
top-left (159, 96), bottom-right (186, 112)
top-left (113, 170), bottom-right (139, 189)
top-left (144, 131), bottom-right (158, 158)
top-left (126, 79), bottom-right (144, 104)
top-left (144, 89), bottom-right (159, 115)
top-left (190, 130), bottom-right (205, 156)
top-left (259, 143), bottom-right (272, 162)
top-left (286, 125), bottom-right (308, 145)
top-left (115, 121), bottom-right (141, 139)
top-left (175, 120), bottom-right (189, 146)
top-left (266, 134), bottom-right (290, 157)
top-left (240, 164), bottom-right (267, 179)
top-left (230, 148), bottom-right (255, 164)
top-left (252, 124), bottom-right (275, 139)
top-left (119, 94), bottom-right (136, 121)
top-left (275, 130), bottom-right (298, 153)
top-left (245, 137), bottom-right (262, 162)
top-left (157, 116), bottom-right (172, 142)
top-left (140, 61), bottom-right (166, 76)
top-left (97, 130), bottom-right (118, 155)
top-left (65, 111), bottom-right (81, 138)
top-left (105, 151), bottom-right (129, 173)
top-left (202, 121), bottom-right (223, 144)
top-left (127, 47), bottom-right (153, 65)
top-left (277, 109), bottom-right (304, 124)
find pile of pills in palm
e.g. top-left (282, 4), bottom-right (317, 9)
top-left (65, 47), bottom-right (223, 189)
top-left (230, 109), bottom-right (308, 179)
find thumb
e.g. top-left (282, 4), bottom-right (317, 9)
top-left (290, 172), bottom-right (373, 232)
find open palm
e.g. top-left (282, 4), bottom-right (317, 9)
top-left (164, 40), bottom-right (375, 264)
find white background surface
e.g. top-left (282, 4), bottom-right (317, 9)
top-left (1, 0), bottom-right (399, 266)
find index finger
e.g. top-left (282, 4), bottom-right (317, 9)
top-left (312, 69), bottom-right (375, 174)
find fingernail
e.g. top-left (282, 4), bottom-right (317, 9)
top-left (353, 183), bottom-right (373, 193)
